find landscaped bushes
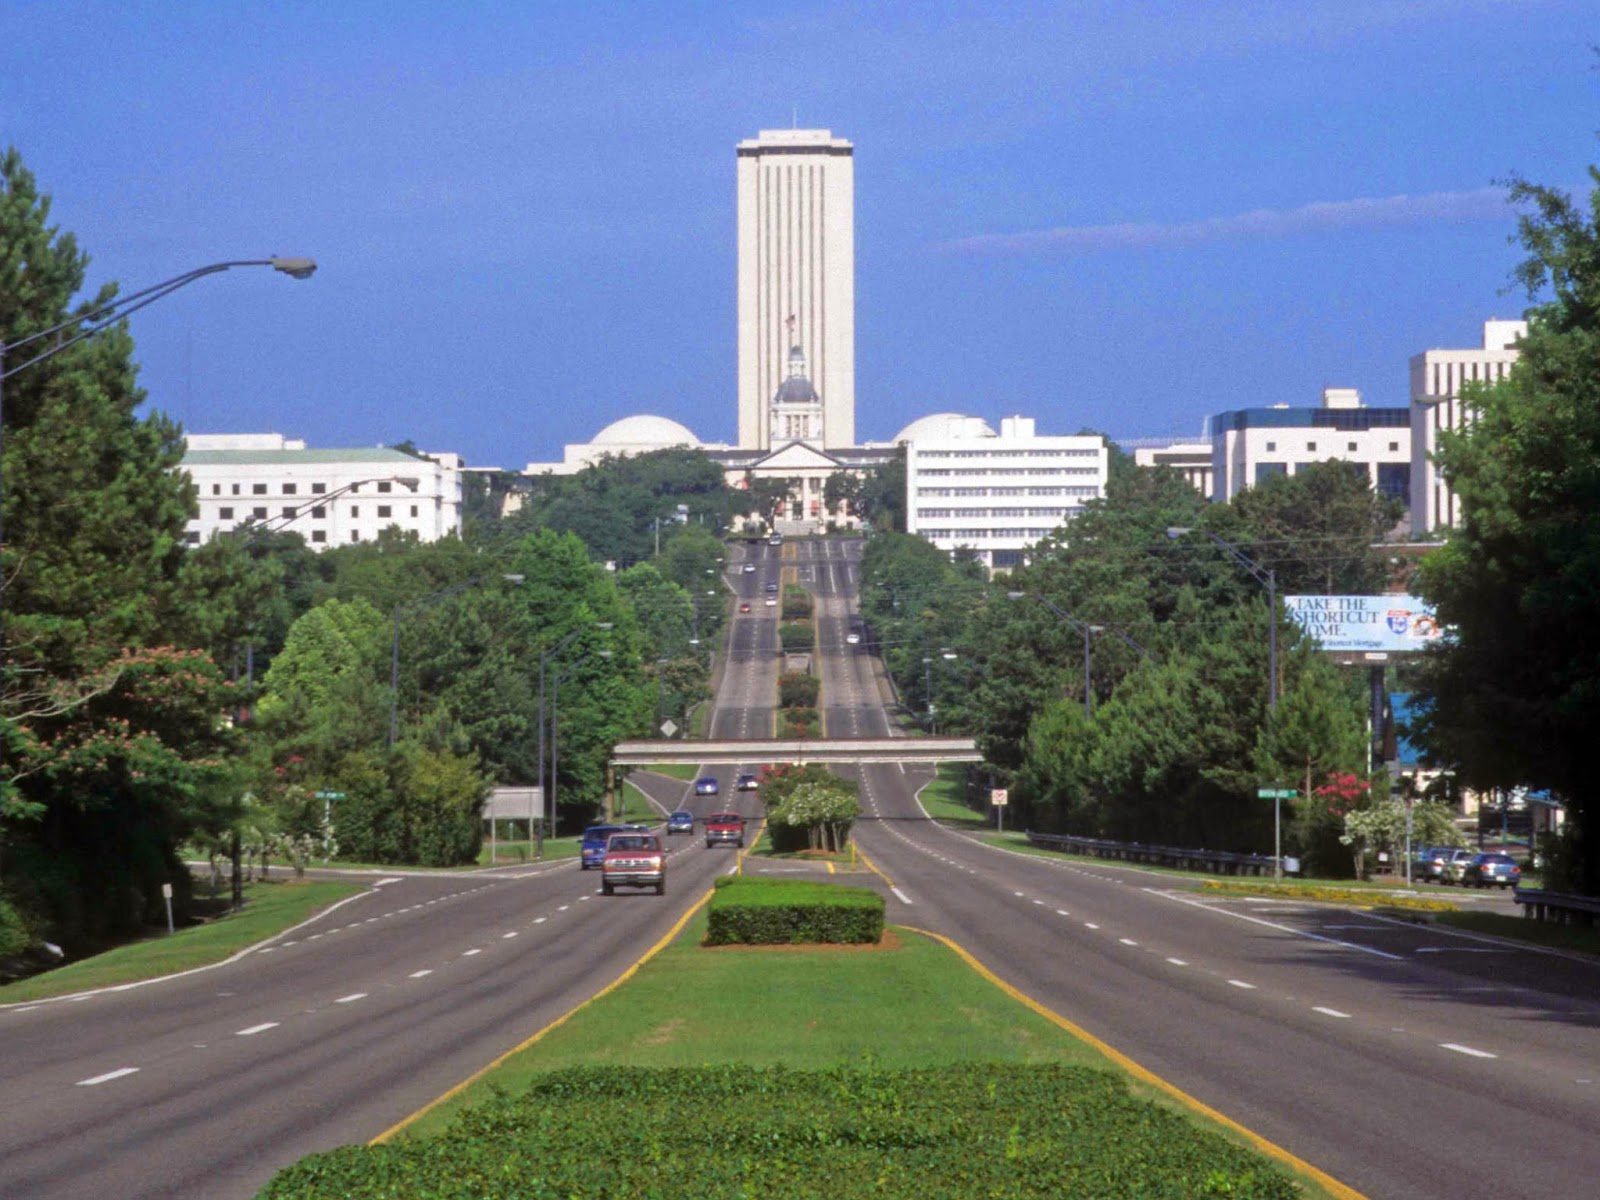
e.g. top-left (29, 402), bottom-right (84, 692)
top-left (778, 671), bottom-right (819, 708)
top-left (778, 621), bottom-right (814, 652)
top-left (259, 1063), bottom-right (1301, 1199)
top-left (706, 876), bottom-right (883, 944)
top-left (780, 585), bottom-right (813, 620)
top-left (779, 706), bottom-right (820, 737)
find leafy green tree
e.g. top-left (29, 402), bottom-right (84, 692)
top-left (1, 149), bottom-right (229, 946)
top-left (617, 563), bottom-right (696, 658)
top-left (1415, 167), bottom-right (1600, 893)
top-left (1226, 460), bottom-right (1400, 594)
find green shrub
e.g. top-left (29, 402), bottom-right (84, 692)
top-left (260, 1063), bottom-right (1300, 1199)
top-left (780, 586), bottom-right (813, 620)
top-left (777, 671), bottom-right (820, 708)
top-left (778, 621), bottom-right (814, 652)
top-left (0, 894), bottom-right (34, 959)
top-left (706, 877), bottom-right (883, 944)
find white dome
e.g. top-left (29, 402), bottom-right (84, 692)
top-left (590, 415), bottom-right (701, 447)
top-left (891, 413), bottom-right (997, 443)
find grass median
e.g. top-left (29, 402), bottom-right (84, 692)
top-left (345, 907), bottom-right (1342, 1199)
top-left (1, 878), bottom-right (364, 1004)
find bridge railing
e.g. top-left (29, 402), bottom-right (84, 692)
top-left (1025, 830), bottom-right (1280, 877)
top-left (1512, 886), bottom-right (1600, 928)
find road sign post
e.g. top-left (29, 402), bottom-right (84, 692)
top-left (314, 791), bottom-right (345, 859)
top-left (1257, 787), bottom-right (1298, 879)
top-left (991, 788), bottom-right (1008, 834)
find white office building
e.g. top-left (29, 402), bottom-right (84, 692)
top-left (1409, 319), bottom-right (1527, 535)
top-left (736, 128), bottom-right (855, 450)
top-left (1130, 439), bottom-right (1214, 496)
top-left (905, 415), bottom-right (1108, 570)
top-left (1207, 388), bottom-right (1411, 506)
top-left (181, 433), bottom-right (463, 549)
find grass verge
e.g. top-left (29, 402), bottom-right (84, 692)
top-left (918, 762), bottom-right (989, 829)
top-left (1434, 909), bottom-right (1600, 956)
top-left (477, 836), bottom-right (580, 866)
top-left (336, 909), bottom-right (1336, 1199)
top-left (641, 762), bottom-right (699, 780)
top-left (0, 878), bottom-right (364, 1004)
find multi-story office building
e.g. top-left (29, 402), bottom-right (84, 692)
top-left (905, 416), bottom-right (1108, 570)
top-left (1207, 388), bottom-right (1411, 507)
top-left (736, 128), bottom-right (855, 450)
top-left (1408, 318), bottom-right (1526, 535)
top-left (180, 433), bottom-right (462, 549)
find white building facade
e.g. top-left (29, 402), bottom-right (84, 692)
top-left (1207, 389), bottom-right (1411, 507)
top-left (736, 128), bottom-right (855, 450)
top-left (1408, 319), bottom-right (1526, 535)
top-left (1130, 439), bottom-right (1214, 496)
top-left (181, 434), bottom-right (463, 549)
top-left (905, 416), bottom-right (1108, 570)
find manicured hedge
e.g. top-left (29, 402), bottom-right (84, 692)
top-left (706, 876), bottom-right (883, 944)
top-left (778, 621), bottom-right (814, 651)
top-left (780, 585), bottom-right (813, 619)
top-left (259, 1063), bottom-right (1300, 1199)
top-left (778, 671), bottom-right (820, 708)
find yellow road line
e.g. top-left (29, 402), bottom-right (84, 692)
top-left (899, 924), bottom-right (1368, 1200)
top-left (370, 889), bottom-right (714, 1144)
top-left (854, 844), bottom-right (893, 888)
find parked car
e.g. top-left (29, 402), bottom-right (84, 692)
top-left (705, 812), bottom-right (746, 849)
top-left (580, 824), bottom-right (625, 870)
top-left (1462, 851), bottom-right (1522, 888)
top-left (1414, 845), bottom-right (1452, 883)
top-left (694, 776), bottom-right (720, 796)
top-left (1441, 848), bottom-right (1476, 884)
top-left (601, 832), bottom-right (666, 896)
top-left (666, 810), bottom-right (695, 835)
top-left (735, 772), bottom-right (760, 791)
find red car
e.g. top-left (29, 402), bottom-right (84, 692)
top-left (704, 812), bottom-right (746, 849)
top-left (739, 602), bottom-right (751, 613)
top-left (601, 832), bottom-right (666, 896)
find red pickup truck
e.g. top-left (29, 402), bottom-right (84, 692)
top-left (704, 812), bottom-right (746, 850)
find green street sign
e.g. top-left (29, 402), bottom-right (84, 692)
top-left (314, 790), bottom-right (346, 799)
top-left (1257, 788), bottom-right (1297, 799)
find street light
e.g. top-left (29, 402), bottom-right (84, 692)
top-left (1165, 527), bottom-right (1277, 712)
top-left (537, 623), bottom-right (613, 853)
top-left (389, 573), bottom-right (525, 746)
top-left (1007, 592), bottom-right (1148, 716)
top-left (550, 648), bottom-right (613, 823)
top-left (922, 644), bottom-right (958, 733)
top-left (0, 256), bottom-right (316, 598)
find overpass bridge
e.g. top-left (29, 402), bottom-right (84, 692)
top-left (611, 737), bottom-right (982, 768)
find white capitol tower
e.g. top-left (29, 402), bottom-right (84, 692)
top-left (735, 128), bottom-right (855, 451)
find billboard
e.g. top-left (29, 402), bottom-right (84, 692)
top-left (1283, 594), bottom-right (1442, 653)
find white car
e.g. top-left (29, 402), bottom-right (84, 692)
top-left (846, 632), bottom-right (860, 645)
top-left (764, 597), bottom-right (777, 607)
top-left (742, 563), bottom-right (756, 573)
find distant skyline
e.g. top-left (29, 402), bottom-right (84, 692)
top-left (3, 1), bottom-right (1594, 468)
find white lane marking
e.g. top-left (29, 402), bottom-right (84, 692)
top-left (237, 1022), bottom-right (279, 1036)
top-left (259, 947), bottom-right (274, 954)
top-left (77, 1067), bottom-right (139, 1086)
top-left (1119, 938), bottom-right (1139, 946)
top-left (1031, 899), bottom-right (1046, 906)
top-left (1084, 923), bottom-right (1100, 930)
top-left (409, 970), bottom-right (433, 979)
top-left (1416, 947), bottom-right (1507, 954)
top-left (1013, 891), bottom-right (1025, 897)
top-left (463, 948), bottom-right (482, 957)
top-left (335, 993), bottom-right (366, 1004)
top-left (502, 931), bottom-right (518, 939)
top-left (1166, 957), bottom-right (1189, 966)
top-left (1313, 1006), bottom-right (1352, 1019)
top-left (534, 917), bottom-right (547, 924)
top-left (1443, 1043), bottom-right (1497, 1059)
top-left (375, 877), bottom-right (403, 886)
top-left (1228, 980), bottom-right (1256, 990)
top-left (1147, 888), bottom-right (1405, 961)
top-left (308, 933), bottom-right (323, 940)
top-left (1056, 909), bottom-right (1070, 916)
top-left (558, 905), bottom-right (570, 912)
top-left (890, 887), bottom-right (913, 904)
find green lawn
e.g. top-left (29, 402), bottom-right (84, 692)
top-left (917, 762), bottom-right (989, 828)
top-left (1436, 909), bottom-right (1600, 956)
top-left (0, 879), bottom-right (364, 1004)
top-left (640, 762), bottom-right (699, 780)
top-left (377, 907), bottom-right (1340, 1199)
top-left (477, 835), bottom-right (580, 866)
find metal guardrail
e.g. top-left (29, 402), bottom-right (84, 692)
top-left (1512, 886), bottom-right (1600, 927)
top-left (1025, 830), bottom-right (1280, 877)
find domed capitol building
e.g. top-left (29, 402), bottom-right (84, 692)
top-left (520, 126), bottom-right (1111, 559)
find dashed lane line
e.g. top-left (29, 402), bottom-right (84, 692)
top-left (1313, 1007), bottom-right (1352, 1019)
top-left (77, 1067), bottom-right (139, 1087)
top-left (409, 970), bottom-right (433, 979)
top-left (335, 993), bottom-right (367, 1004)
top-left (1228, 980), bottom-right (1257, 990)
top-left (1442, 1043), bottom-right (1497, 1059)
top-left (236, 1022), bottom-right (278, 1036)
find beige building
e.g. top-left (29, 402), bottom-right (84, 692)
top-left (1409, 318), bottom-right (1527, 535)
top-left (736, 128), bottom-right (855, 450)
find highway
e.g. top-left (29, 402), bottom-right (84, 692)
top-left (798, 535), bottom-right (1600, 1200)
top-left (5, 534), bottom-right (1596, 1199)
top-left (0, 540), bottom-right (780, 1199)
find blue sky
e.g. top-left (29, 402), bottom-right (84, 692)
top-left (4, 1), bottom-right (1594, 467)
